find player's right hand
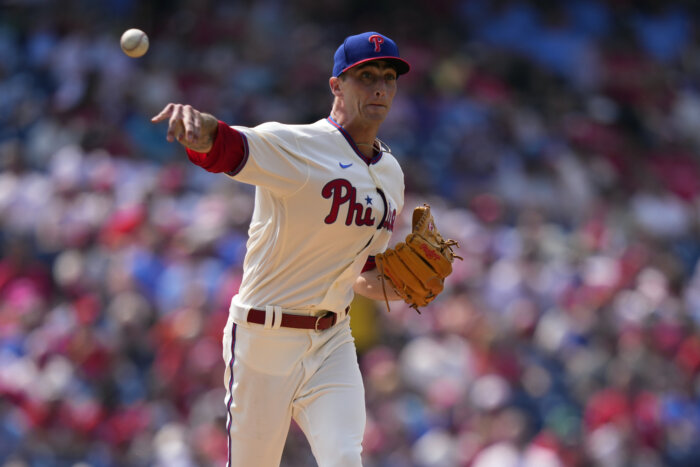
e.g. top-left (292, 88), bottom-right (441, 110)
top-left (151, 103), bottom-right (201, 143)
top-left (151, 103), bottom-right (217, 153)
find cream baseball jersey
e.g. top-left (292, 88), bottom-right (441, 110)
top-left (226, 117), bottom-right (404, 314)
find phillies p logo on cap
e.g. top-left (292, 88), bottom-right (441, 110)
top-left (368, 34), bottom-right (384, 52)
top-left (332, 31), bottom-right (410, 77)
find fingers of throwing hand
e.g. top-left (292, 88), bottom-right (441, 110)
top-left (151, 103), bottom-right (174, 124)
top-left (167, 105), bottom-right (186, 143)
top-left (182, 105), bottom-right (199, 143)
top-left (192, 109), bottom-right (202, 142)
top-left (152, 103), bottom-right (201, 145)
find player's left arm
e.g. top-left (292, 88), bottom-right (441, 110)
top-left (353, 270), bottom-right (402, 301)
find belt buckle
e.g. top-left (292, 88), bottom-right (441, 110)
top-left (314, 311), bottom-right (335, 332)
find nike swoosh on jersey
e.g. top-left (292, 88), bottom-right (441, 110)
top-left (339, 162), bottom-right (353, 169)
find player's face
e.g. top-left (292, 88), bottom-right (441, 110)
top-left (342, 61), bottom-right (398, 122)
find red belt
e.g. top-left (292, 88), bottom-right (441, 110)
top-left (245, 307), bottom-right (349, 331)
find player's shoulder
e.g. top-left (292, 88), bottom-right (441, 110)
top-left (252, 119), bottom-right (331, 138)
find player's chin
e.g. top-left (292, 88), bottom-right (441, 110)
top-left (364, 105), bottom-right (390, 120)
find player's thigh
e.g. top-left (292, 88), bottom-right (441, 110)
top-left (292, 336), bottom-right (366, 467)
top-left (223, 322), bottom-right (309, 466)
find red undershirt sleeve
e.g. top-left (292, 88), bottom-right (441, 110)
top-left (185, 120), bottom-right (248, 174)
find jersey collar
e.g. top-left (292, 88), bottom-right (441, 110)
top-left (326, 116), bottom-right (383, 165)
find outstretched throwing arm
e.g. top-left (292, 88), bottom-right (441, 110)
top-left (151, 103), bottom-right (219, 153)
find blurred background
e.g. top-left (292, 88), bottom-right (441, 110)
top-left (2, 0), bottom-right (700, 465)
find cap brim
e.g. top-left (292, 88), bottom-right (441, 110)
top-left (340, 56), bottom-right (410, 76)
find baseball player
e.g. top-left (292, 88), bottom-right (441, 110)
top-left (152, 32), bottom-right (409, 466)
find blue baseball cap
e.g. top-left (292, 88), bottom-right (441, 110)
top-left (333, 32), bottom-right (410, 77)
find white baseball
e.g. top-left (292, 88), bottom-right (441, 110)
top-left (120, 28), bottom-right (149, 58)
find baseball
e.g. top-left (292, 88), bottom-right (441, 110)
top-left (120, 28), bottom-right (149, 58)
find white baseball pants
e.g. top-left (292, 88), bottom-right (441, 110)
top-left (222, 313), bottom-right (365, 467)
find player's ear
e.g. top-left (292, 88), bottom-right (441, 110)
top-left (329, 76), bottom-right (343, 97)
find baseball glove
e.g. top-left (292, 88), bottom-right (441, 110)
top-left (375, 204), bottom-right (462, 313)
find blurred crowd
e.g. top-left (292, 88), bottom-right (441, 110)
top-left (2, 0), bottom-right (700, 465)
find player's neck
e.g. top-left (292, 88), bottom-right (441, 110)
top-left (330, 111), bottom-right (380, 158)
top-left (347, 128), bottom-right (378, 158)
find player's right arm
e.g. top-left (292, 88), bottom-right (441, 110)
top-left (152, 103), bottom-right (248, 174)
top-left (151, 103), bottom-right (219, 153)
top-left (153, 106), bottom-right (307, 192)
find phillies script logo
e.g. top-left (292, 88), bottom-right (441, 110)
top-left (323, 179), bottom-right (375, 226)
top-left (368, 34), bottom-right (384, 52)
top-left (322, 179), bottom-right (397, 231)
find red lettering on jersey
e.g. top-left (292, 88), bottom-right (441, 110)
top-left (346, 188), bottom-right (364, 226)
top-left (368, 34), bottom-right (384, 52)
top-left (359, 206), bottom-right (374, 226)
top-left (322, 179), bottom-right (351, 223)
top-left (383, 208), bottom-right (396, 231)
top-left (322, 179), bottom-right (375, 227)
